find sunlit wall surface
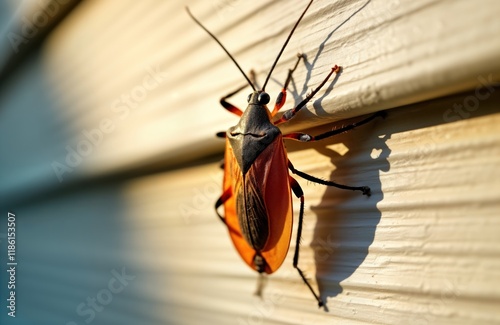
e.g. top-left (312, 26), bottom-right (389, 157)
top-left (1, 1), bottom-right (500, 325)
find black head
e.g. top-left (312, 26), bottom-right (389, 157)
top-left (247, 91), bottom-right (270, 106)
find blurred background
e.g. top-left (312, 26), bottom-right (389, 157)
top-left (0, 1), bottom-right (233, 324)
top-left (1, 0), bottom-right (500, 324)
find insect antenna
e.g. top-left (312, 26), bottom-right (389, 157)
top-left (186, 7), bottom-right (256, 91)
top-left (262, 0), bottom-right (314, 91)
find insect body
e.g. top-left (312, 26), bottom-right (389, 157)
top-left (222, 91), bottom-right (293, 275)
top-left (187, 0), bottom-right (383, 308)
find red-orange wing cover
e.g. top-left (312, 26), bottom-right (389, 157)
top-left (223, 135), bottom-right (293, 274)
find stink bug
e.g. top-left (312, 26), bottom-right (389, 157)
top-left (187, 0), bottom-right (383, 308)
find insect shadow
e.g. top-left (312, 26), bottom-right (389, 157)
top-left (267, 0), bottom-right (381, 310)
top-left (309, 120), bottom-right (390, 311)
top-left (267, 0), bottom-right (372, 112)
top-left (282, 113), bottom-right (389, 312)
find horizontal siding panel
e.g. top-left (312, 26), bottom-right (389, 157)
top-left (1, 90), bottom-right (499, 324)
top-left (1, 0), bottom-right (500, 200)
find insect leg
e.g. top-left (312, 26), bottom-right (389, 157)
top-left (289, 160), bottom-right (370, 196)
top-left (220, 83), bottom-right (248, 117)
top-left (215, 188), bottom-right (232, 224)
top-left (289, 176), bottom-right (325, 308)
top-left (283, 111), bottom-right (386, 142)
top-left (271, 53), bottom-right (304, 117)
top-left (215, 188), bottom-right (242, 237)
top-left (274, 65), bottom-right (341, 125)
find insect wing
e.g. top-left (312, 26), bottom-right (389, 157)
top-left (223, 135), bottom-right (293, 274)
